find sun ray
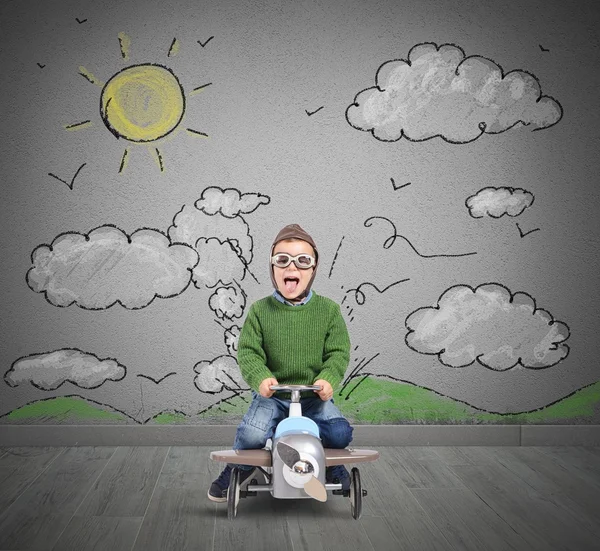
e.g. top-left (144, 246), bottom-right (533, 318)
top-left (167, 38), bottom-right (180, 57)
top-left (64, 120), bottom-right (92, 131)
top-left (149, 147), bottom-right (165, 172)
top-left (118, 32), bottom-right (131, 60)
top-left (189, 82), bottom-right (213, 97)
top-left (79, 66), bottom-right (104, 87)
top-left (186, 128), bottom-right (208, 137)
top-left (119, 148), bottom-right (129, 173)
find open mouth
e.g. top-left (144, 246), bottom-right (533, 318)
top-left (284, 276), bottom-right (300, 294)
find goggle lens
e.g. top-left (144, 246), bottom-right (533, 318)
top-left (271, 253), bottom-right (315, 269)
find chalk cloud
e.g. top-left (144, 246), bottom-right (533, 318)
top-left (346, 42), bottom-right (562, 144)
top-left (209, 285), bottom-right (246, 320)
top-left (5, 349), bottom-right (126, 390)
top-left (405, 283), bottom-right (570, 369)
top-left (193, 355), bottom-right (248, 393)
top-left (27, 225), bottom-right (198, 310)
top-left (466, 187), bottom-right (534, 218)
top-left (195, 186), bottom-right (270, 218)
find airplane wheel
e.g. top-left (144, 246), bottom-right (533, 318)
top-left (227, 467), bottom-right (240, 520)
top-left (350, 467), bottom-right (362, 520)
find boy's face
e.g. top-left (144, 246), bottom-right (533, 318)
top-left (272, 239), bottom-right (316, 302)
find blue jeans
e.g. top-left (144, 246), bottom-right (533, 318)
top-left (231, 391), bottom-right (354, 470)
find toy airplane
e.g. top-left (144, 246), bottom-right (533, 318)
top-left (210, 384), bottom-right (379, 520)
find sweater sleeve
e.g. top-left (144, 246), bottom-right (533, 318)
top-left (237, 303), bottom-right (275, 392)
top-left (314, 302), bottom-right (350, 389)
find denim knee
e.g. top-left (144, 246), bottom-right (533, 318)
top-left (233, 421), bottom-right (271, 450)
top-left (319, 417), bottom-right (353, 449)
top-left (233, 392), bottom-right (280, 450)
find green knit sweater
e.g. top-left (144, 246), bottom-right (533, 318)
top-left (237, 293), bottom-right (351, 392)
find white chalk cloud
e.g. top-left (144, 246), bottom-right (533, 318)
top-left (196, 186), bottom-right (270, 218)
top-left (466, 187), bottom-right (534, 218)
top-left (169, 203), bottom-right (253, 264)
top-left (192, 238), bottom-right (245, 288)
top-left (209, 285), bottom-right (246, 320)
top-left (193, 355), bottom-right (248, 394)
top-left (27, 226), bottom-right (198, 310)
top-left (346, 42), bottom-right (562, 144)
top-left (405, 283), bottom-right (570, 369)
top-left (224, 325), bottom-right (241, 355)
top-left (5, 349), bottom-right (126, 390)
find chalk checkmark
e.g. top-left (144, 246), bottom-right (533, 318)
top-left (305, 106), bottom-right (324, 116)
top-left (48, 163), bottom-right (87, 190)
top-left (516, 222), bottom-right (540, 238)
top-left (197, 36), bottom-right (214, 47)
top-left (391, 178), bottom-right (411, 191)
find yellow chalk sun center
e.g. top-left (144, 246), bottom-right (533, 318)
top-left (100, 64), bottom-right (185, 142)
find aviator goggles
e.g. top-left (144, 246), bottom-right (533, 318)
top-left (271, 253), bottom-right (316, 269)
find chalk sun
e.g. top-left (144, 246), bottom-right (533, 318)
top-left (66, 34), bottom-right (211, 173)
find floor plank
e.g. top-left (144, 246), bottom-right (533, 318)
top-left (450, 461), bottom-right (600, 551)
top-left (357, 447), bottom-right (455, 550)
top-left (0, 447), bottom-right (63, 513)
top-left (410, 488), bottom-right (529, 551)
top-left (131, 471), bottom-right (217, 551)
top-left (51, 516), bottom-right (142, 551)
top-left (390, 446), bottom-right (467, 488)
top-left (213, 492), bottom-right (295, 551)
top-left (534, 446), bottom-right (600, 485)
top-left (75, 446), bottom-right (169, 517)
top-left (0, 447), bottom-right (115, 551)
top-left (429, 446), bottom-right (477, 466)
top-left (488, 446), bottom-right (600, 536)
top-left (161, 445), bottom-right (215, 475)
top-left (284, 492), bottom-right (375, 551)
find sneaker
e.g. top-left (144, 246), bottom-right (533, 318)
top-left (326, 465), bottom-right (351, 491)
top-left (207, 465), bottom-right (257, 502)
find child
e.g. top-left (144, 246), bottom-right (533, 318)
top-left (208, 223), bottom-right (354, 502)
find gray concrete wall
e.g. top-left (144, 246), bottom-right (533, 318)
top-left (1, 0), bottom-right (599, 433)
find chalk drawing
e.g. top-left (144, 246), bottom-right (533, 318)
top-left (197, 36), bottom-right (214, 48)
top-left (517, 222), bottom-right (541, 238)
top-left (168, 186), bottom-right (270, 285)
top-left (365, 216), bottom-right (477, 257)
top-left (5, 349), bottom-right (126, 390)
top-left (305, 106), bottom-right (324, 116)
top-left (193, 355), bottom-right (249, 396)
top-left (26, 225), bottom-right (199, 310)
top-left (346, 42), bottom-right (563, 144)
top-left (137, 372), bottom-right (176, 384)
top-left (342, 279), bottom-right (411, 308)
top-left (466, 187), bottom-right (534, 219)
top-left (209, 283), bottom-right (247, 320)
top-left (48, 162), bottom-right (86, 189)
top-left (390, 178), bottom-right (411, 191)
top-left (405, 283), bottom-right (570, 369)
top-left (65, 33), bottom-right (211, 172)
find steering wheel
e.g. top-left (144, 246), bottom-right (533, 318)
top-left (269, 384), bottom-right (322, 391)
top-left (269, 384), bottom-right (322, 402)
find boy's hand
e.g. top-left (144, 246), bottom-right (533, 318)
top-left (259, 377), bottom-right (279, 398)
top-left (313, 379), bottom-right (333, 401)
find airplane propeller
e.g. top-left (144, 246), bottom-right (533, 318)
top-left (276, 441), bottom-right (327, 502)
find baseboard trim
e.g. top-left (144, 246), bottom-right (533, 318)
top-left (521, 425), bottom-right (600, 446)
top-left (1, 425), bottom-right (599, 446)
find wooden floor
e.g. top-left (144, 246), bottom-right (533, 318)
top-left (0, 446), bottom-right (599, 550)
